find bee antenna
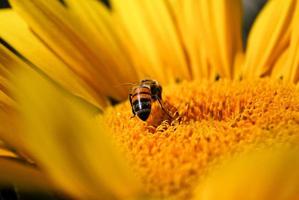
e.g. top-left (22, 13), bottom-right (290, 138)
top-left (113, 82), bottom-right (138, 88)
top-left (121, 83), bottom-right (137, 86)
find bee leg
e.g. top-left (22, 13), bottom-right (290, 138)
top-left (130, 114), bottom-right (136, 119)
top-left (156, 97), bottom-right (173, 119)
top-left (129, 93), bottom-right (136, 118)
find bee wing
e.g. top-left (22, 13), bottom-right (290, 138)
top-left (112, 82), bottom-right (139, 93)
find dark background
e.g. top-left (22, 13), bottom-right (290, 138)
top-left (0, 0), bottom-right (9, 8)
top-left (0, 0), bottom-right (266, 199)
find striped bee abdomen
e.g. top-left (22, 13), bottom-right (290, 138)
top-left (133, 99), bottom-right (151, 121)
top-left (131, 87), bottom-right (152, 121)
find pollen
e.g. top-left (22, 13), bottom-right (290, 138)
top-left (103, 79), bottom-right (299, 199)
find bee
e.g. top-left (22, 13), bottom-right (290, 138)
top-left (129, 79), bottom-right (171, 121)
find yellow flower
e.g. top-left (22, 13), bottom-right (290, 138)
top-left (0, 0), bottom-right (299, 200)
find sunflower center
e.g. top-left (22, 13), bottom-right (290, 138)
top-left (103, 79), bottom-right (299, 199)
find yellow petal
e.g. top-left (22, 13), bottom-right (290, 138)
top-left (171, 0), bottom-right (243, 80)
top-left (211, 0), bottom-right (243, 79)
top-left (0, 9), bottom-right (105, 109)
top-left (169, 0), bottom-right (208, 79)
top-left (243, 0), bottom-right (295, 78)
top-left (14, 66), bottom-right (141, 199)
top-left (284, 1), bottom-right (299, 83)
top-left (111, 0), bottom-right (190, 83)
top-left (271, 48), bottom-right (289, 80)
top-left (8, 0), bottom-right (133, 101)
top-left (193, 146), bottom-right (299, 200)
top-left (233, 52), bottom-right (245, 80)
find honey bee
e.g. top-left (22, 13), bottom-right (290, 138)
top-left (129, 79), bottom-right (171, 121)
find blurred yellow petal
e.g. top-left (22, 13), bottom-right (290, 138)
top-left (111, 0), bottom-right (190, 83)
top-left (0, 74), bottom-right (11, 97)
top-left (193, 146), bottom-right (299, 200)
top-left (243, 0), bottom-right (294, 78)
top-left (0, 141), bottom-right (51, 190)
top-left (9, 0), bottom-right (133, 101)
top-left (14, 66), bottom-right (141, 199)
top-left (0, 90), bottom-right (15, 109)
top-left (65, 0), bottom-right (140, 83)
top-left (0, 44), bottom-right (99, 154)
top-left (1, 57), bottom-right (29, 152)
top-left (0, 145), bottom-right (17, 158)
top-left (0, 9), bottom-right (105, 109)
top-left (0, 108), bottom-right (25, 155)
top-left (284, 1), bottom-right (299, 83)
top-left (0, 158), bottom-right (53, 191)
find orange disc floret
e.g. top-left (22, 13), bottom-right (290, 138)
top-left (103, 79), bottom-right (299, 199)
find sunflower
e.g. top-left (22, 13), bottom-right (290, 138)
top-left (1, 0), bottom-right (299, 199)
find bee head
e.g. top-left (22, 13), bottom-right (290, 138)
top-left (151, 83), bottom-right (162, 100)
